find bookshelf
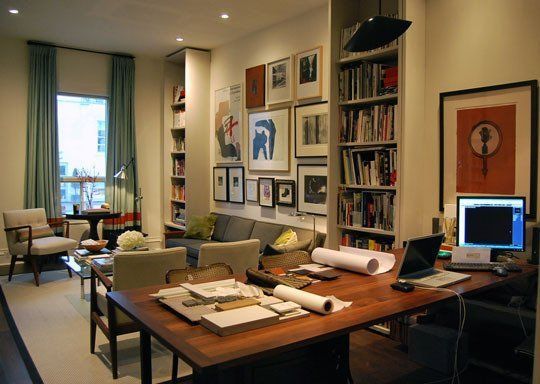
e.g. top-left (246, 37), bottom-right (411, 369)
top-left (169, 89), bottom-right (187, 229)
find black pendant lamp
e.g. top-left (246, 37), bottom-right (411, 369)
top-left (344, 0), bottom-right (412, 52)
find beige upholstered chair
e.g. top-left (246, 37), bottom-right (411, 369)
top-left (198, 239), bottom-right (260, 274)
top-left (3, 208), bottom-right (77, 286)
top-left (90, 247), bottom-right (187, 379)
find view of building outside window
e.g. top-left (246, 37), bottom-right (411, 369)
top-left (57, 94), bottom-right (108, 214)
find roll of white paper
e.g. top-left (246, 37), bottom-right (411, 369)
top-left (311, 247), bottom-right (395, 275)
top-left (273, 285), bottom-right (333, 315)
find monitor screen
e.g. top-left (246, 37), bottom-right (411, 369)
top-left (457, 196), bottom-right (525, 252)
top-left (398, 233), bottom-right (444, 277)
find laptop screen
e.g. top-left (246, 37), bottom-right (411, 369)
top-left (398, 234), bottom-right (444, 277)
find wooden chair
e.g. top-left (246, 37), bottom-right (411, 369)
top-left (260, 251), bottom-right (312, 270)
top-left (3, 208), bottom-right (77, 286)
top-left (90, 247), bottom-right (187, 379)
top-left (165, 263), bottom-right (234, 383)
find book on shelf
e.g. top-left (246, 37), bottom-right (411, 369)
top-left (173, 158), bottom-right (185, 176)
top-left (341, 233), bottom-right (394, 251)
top-left (341, 147), bottom-right (397, 186)
top-left (171, 184), bottom-right (186, 201)
top-left (339, 63), bottom-right (398, 102)
top-left (172, 206), bottom-right (186, 223)
top-left (340, 104), bottom-right (396, 143)
top-left (338, 190), bottom-right (395, 231)
top-left (173, 109), bottom-right (186, 128)
top-left (172, 84), bottom-right (185, 103)
top-left (340, 14), bottom-right (399, 60)
top-left (172, 136), bottom-right (185, 152)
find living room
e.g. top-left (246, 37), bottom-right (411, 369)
top-left (0, 1), bottom-right (539, 383)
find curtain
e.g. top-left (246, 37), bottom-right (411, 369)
top-left (24, 44), bottom-right (61, 222)
top-left (104, 55), bottom-right (140, 233)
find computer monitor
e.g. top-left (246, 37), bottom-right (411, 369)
top-left (457, 196), bottom-right (525, 253)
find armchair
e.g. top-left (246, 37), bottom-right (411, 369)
top-left (3, 208), bottom-right (77, 286)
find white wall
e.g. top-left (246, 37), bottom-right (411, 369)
top-left (209, 6), bottom-right (329, 235)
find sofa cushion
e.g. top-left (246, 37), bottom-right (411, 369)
top-left (211, 213), bottom-right (231, 242)
top-left (17, 225), bottom-right (54, 242)
top-left (11, 236), bottom-right (78, 256)
top-left (249, 222), bottom-right (284, 252)
top-left (263, 238), bottom-right (313, 256)
top-left (222, 216), bottom-right (256, 242)
top-left (184, 214), bottom-right (217, 240)
top-left (166, 238), bottom-right (217, 264)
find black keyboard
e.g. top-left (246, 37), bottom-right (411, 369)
top-left (444, 262), bottom-right (522, 273)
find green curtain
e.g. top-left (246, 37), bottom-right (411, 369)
top-left (105, 55), bottom-right (139, 232)
top-left (24, 44), bottom-right (61, 220)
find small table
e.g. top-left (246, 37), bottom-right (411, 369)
top-left (62, 255), bottom-right (113, 299)
top-left (65, 212), bottom-right (121, 240)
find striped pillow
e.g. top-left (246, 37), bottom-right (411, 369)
top-left (17, 225), bottom-right (55, 242)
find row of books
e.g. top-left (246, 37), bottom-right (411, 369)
top-left (341, 148), bottom-right (397, 186)
top-left (340, 104), bottom-right (396, 143)
top-left (172, 206), bottom-right (186, 223)
top-left (172, 184), bottom-right (186, 201)
top-left (340, 233), bottom-right (394, 251)
top-left (173, 109), bottom-right (186, 128)
top-left (338, 191), bottom-right (395, 231)
top-left (173, 158), bottom-right (185, 177)
top-left (173, 85), bottom-right (185, 103)
top-left (172, 137), bottom-right (185, 152)
top-left (339, 15), bottom-right (399, 59)
top-left (339, 63), bottom-right (398, 102)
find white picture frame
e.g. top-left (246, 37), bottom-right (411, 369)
top-left (214, 84), bottom-right (243, 163)
top-left (295, 101), bottom-right (328, 158)
top-left (246, 179), bottom-right (259, 202)
top-left (266, 56), bottom-right (293, 105)
top-left (297, 164), bottom-right (327, 216)
top-left (227, 166), bottom-right (245, 204)
top-left (295, 46), bottom-right (323, 100)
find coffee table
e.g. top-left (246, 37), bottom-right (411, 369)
top-left (62, 255), bottom-right (113, 299)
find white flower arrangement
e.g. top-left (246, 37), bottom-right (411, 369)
top-left (117, 230), bottom-right (145, 250)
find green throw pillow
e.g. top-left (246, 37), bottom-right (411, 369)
top-left (183, 214), bottom-right (217, 240)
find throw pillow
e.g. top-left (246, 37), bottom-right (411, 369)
top-left (17, 225), bottom-right (55, 242)
top-left (263, 238), bottom-right (313, 256)
top-left (183, 214), bottom-right (217, 240)
top-left (274, 229), bottom-right (298, 246)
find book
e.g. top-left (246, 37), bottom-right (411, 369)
top-left (338, 190), bottom-right (395, 231)
top-left (338, 63), bottom-right (398, 102)
top-left (341, 148), bottom-right (397, 186)
top-left (339, 104), bottom-right (396, 143)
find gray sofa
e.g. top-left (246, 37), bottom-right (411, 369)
top-left (165, 213), bottom-right (326, 266)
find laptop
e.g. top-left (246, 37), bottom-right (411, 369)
top-left (397, 233), bottom-right (471, 288)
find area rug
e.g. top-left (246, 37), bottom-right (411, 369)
top-left (0, 270), bottom-right (192, 383)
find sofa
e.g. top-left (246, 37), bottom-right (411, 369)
top-left (165, 213), bottom-right (326, 267)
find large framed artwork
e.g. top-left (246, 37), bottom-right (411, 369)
top-left (246, 65), bottom-right (265, 108)
top-left (440, 80), bottom-right (538, 218)
top-left (215, 84), bottom-right (242, 163)
top-left (266, 56), bottom-right (293, 105)
top-left (297, 164), bottom-right (327, 216)
top-left (258, 177), bottom-right (275, 208)
top-left (248, 108), bottom-right (290, 171)
top-left (227, 166), bottom-right (245, 204)
top-left (276, 179), bottom-right (296, 207)
top-left (295, 46), bottom-right (322, 100)
top-left (295, 101), bottom-right (328, 157)
top-left (213, 167), bottom-right (228, 202)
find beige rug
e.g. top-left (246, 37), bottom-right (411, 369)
top-left (1, 270), bottom-right (192, 384)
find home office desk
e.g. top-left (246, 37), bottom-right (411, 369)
top-left (107, 249), bottom-right (537, 384)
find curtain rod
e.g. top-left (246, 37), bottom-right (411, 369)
top-left (27, 41), bottom-right (135, 59)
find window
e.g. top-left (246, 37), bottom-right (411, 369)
top-left (57, 94), bottom-right (108, 214)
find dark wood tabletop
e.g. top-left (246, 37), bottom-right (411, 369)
top-left (107, 249), bottom-right (537, 373)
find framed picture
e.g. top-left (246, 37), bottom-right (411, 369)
top-left (295, 101), bottom-right (328, 157)
top-left (297, 164), bottom-right (327, 216)
top-left (248, 108), bottom-right (290, 171)
top-left (266, 56), bottom-right (293, 105)
top-left (276, 180), bottom-right (296, 207)
top-left (258, 177), bottom-right (275, 207)
top-left (215, 84), bottom-right (242, 163)
top-left (213, 167), bottom-right (228, 202)
top-left (227, 166), bottom-right (245, 204)
top-left (246, 64), bottom-right (265, 108)
top-left (295, 46), bottom-right (322, 100)
top-left (246, 179), bottom-right (259, 202)
top-left (440, 80), bottom-right (538, 218)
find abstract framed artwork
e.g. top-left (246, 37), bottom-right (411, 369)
top-left (295, 46), bottom-right (322, 100)
top-left (245, 179), bottom-right (259, 202)
top-left (227, 166), bottom-right (245, 204)
top-left (440, 80), bottom-right (538, 218)
top-left (213, 167), bottom-right (228, 202)
top-left (258, 178), bottom-right (275, 207)
top-left (266, 56), bottom-right (293, 105)
top-left (215, 84), bottom-right (243, 163)
top-left (248, 108), bottom-right (290, 172)
top-left (295, 101), bottom-right (328, 157)
top-left (245, 64), bottom-right (265, 108)
top-left (297, 164), bottom-right (327, 216)
top-left (276, 180), bottom-right (296, 207)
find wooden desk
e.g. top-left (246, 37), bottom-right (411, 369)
top-left (107, 250), bottom-right (537, 383)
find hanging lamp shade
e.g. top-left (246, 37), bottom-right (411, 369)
top-left (344, 15), bottom-right (412, 52)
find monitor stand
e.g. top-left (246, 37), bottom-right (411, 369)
top-left (490, 249), bottom-right (515, 262)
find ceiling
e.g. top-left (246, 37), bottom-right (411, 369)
top-left (0, 0), bottom-right (328, 57)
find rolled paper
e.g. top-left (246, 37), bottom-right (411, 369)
top-left (273, 284), bottom-right (333, 315)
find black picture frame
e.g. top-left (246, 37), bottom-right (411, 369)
top-left (227, 166), bottom-right (245, 204)
top-left (439, 80), bottom-right (538, 219)
top-left (297, 164), bottom-right (328, 216)
top-left (258, 177), bottom-right (275, 208)
top-left (213, 167), bottom-right (228, 202)
top-left (275, 179), bottom-right (296, 207)
top-left (294, 101), bottom-right (328, 158)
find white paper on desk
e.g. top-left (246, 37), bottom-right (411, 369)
top-left (310, 247), bottom-right (395, 275)
top-left (295, 263), bottom-right (334, 273)
top-left (451, 246), bottom-right (491, 263)
top-left (327, 296), bottom-right (352, 313)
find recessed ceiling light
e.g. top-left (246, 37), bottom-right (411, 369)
top-left (175, 37), bottom-right (184, 42)
top-left (220, 13), bottom-right (229, 19)
top-left (9, 9), bottom-right (19, 14)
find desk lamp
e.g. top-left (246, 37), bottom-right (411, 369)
top-left (289, 211), bottom-right (316, 247)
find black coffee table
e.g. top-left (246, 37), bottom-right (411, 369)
top-left (65, 212), bottom-right (121, 240)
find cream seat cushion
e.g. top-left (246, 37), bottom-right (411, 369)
top-left (95, 277), bottom-right (132, 325)
top-left (10, 236), bottom-right (78, 256)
